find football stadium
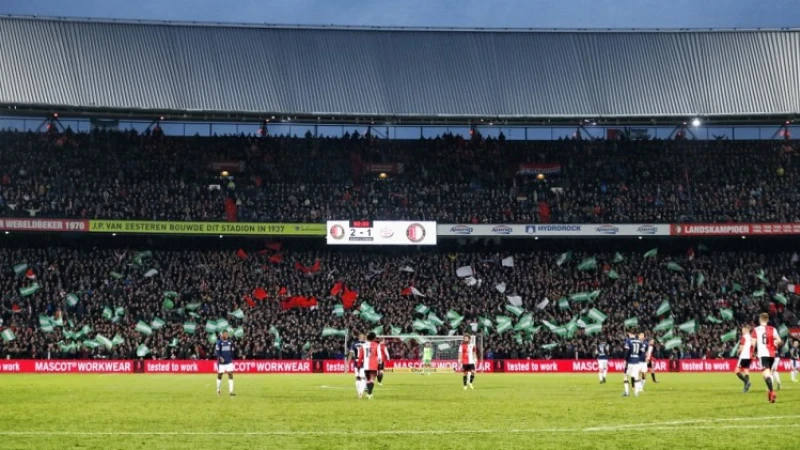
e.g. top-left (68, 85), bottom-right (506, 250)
top-left (1, 12), bottom-right (800, 450)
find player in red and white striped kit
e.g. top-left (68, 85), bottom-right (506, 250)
top-left (460, 335), bottom-right (478, 390)
top-left (735, 325), bottom-right (754, 393)
top-left (752, 313), bottom-right (783, 403)
top-left (357, 332), bottom-right (383, 400)
top-left (377, 338), bottom-right (390, 386)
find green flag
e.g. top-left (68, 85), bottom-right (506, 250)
top-left (361, 311), bottom-right (383, 323)
top-left (162, 299), bottom-right (175, 310)
top-left (756, 270), bottom-right (769, 285)
top-left (577, 257), bottom-right (597, 271)
top-left (654, 318), bottom-right (674, 332)
top-left (678, 320), bottom-right (698, 334)
top-left (112, 334), bottom-right (125, 346)
top-left (569, 292), bottom-right (591, 302)
top-left (136, 344), bottom-right (150, 357)
top-left (732, 283), bottom-right (742, 292)
top-left (83, 340), bottom-right (99, 349)
top-left (607, 269), bottom-right (619, 280)
top-left (144, 269), bottom-right (158, 278)
top-left (168, 338), bottom-right (178, 348)
top-left (729, 342), bottom-right (740, 357)
top-left (778, 324), bottom-right (789, 338)
top-left (268, 325), bottom-right (279, 338)
top-left (234, 327), bottom-right (244, 339)
top-left (135, 321), bottom-right (153, 336)
top-left (706, 315), bottom-right (723, 324)
top-left (666, 262), bottom-right (684, 272)
top-left (613, 252), bottom-right (625, 263)
top-left (183, 322), bottom-right (197, 334)
top-left (656, 300), bottom-right (671, 316)
top-left (587, 308), bottom-right (607, 323)
top-left (556, 251), bottom-right (572, 267)
top-left (514, 313), bottom-right (534, 331)
top-left (20, 284), bottom-right (41, 297)
top-left (332, 304), bottom-right (344, 317)
top-left (415, 304), bottom-right (430, 315)
top-left (585, 323), bottom-right (602, 336)
top-left (505, 305), bottom-right (525, 317)
top-left (752, 289), bottom-right (765, 297)
top-left (102, 307), bottom-right (113, 320)
top-left (412, 320), bottom-right (437, 334)
top-left (541, 343), bottom-right (558, 351)
top-left (110, 271), bottom-right (124, 280)
top-left (624, 317), bottom-right (639, 328)
top-left (664, 337), bottom-right (683, 350)
top-left (390, 325), bottom-right (402, 336)
top-left (447, 310), bottom-right (464, 328)
top-left (1, 329), bottom-right (15, 342)
top-left (229, 309), bottom-right (245, 319)
top-left (643, 248), bottom-right (658, 258)
top-left (371, 325), bottom-right (384, 335)
top-left (13, 263), bottom-right (28, 276)
top-left (513, 333), bottom-right (523, 345)
top-left (558, 297), bottom-right (570, 309)
top-left (302, 341), bottom-right (311, 351)
top-left (773, 294), bottom-right (788, 305)
top-left (186, 302), bottom-right (202, 311)
top-left (151, 318), bottom-right (165, 330)
top-left (322, 327), bottom-right (347, 337)
top-left (208, 333), bottom-right (218, 344)
top-left (115, 307), bottom-right (125, 317)
top-left (66, 293), bottom-right (79, 306)
top-left (588, 290), bottom-right (602, 301)
top-left (696, 273), bottom-right (706, 288)
top-left (720, 309), bottom-right (734, 321)
top-left (552, 326), bottom-right (568, 338)
top-left (95, 334), bottom-right (113, 350)
top-left (50, 317), bottom-right (63, 327)
top-left (163, 291), bottom-right (179, 298)
top-left (216, 319), bottom-right (230, 330)
top-left (427, 313), bottom-right (445, 326)
top-left (721, 329), bottom-right (737, 342)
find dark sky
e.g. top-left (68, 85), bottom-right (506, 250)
top-left (1, 0), bottom-right (798, 28)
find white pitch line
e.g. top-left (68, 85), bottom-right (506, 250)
top-left (583, 415), bottom-right (800, 432)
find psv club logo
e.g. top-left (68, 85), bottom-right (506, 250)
top-left (406, 223), bottom-right (427, 243)
top-left (329, 224), bottom-right (345, 240)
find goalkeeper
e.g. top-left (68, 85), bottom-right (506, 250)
top-left (421, 342), bottom-right (434, 375)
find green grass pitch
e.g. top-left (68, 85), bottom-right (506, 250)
top-left (1, 373), bottom-right (798, 449)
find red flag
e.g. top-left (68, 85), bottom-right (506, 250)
top-left (636, 276), bottom-right (644, 286)
top-left (295, 259), bottom-right (322, 274)
top-left (236, 249), bottom-right (248, 260)
top-left (265, 242), bottom-right (282, 252)
top-left (401, 287), bottom-right (413, 296)
top-left (269, 254), bottom-right (284, 264)
top-left (280, 298), bottom-right (296, 310)
top-left (278, 287), bottom-right (288, 296)
top-left (253, 288), bottom-right (268, 301)
top-left (244, 295), bottom-right (256, 308)
top-left (11, 304), bottom-right (20, 313)
top-left (330, 282), bottom-right (344, 296)
top-left (342, 289), bottom-right (358, 309)
top-left (25, 268), bottom-right (36, 280)
top-left (310, 259), bottom-right (321, 273)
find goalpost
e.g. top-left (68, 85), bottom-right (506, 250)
top-left (377, 334), bottom-right (483, 374)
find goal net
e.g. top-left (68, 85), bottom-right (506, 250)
top-left (377, 335), bottom-right (483, 374)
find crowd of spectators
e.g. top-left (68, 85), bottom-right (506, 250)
top-left (0, 241), bottom-right (797, 361)
top-left (0, 129), bottom-right (797, 224)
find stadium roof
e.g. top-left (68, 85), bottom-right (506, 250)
top-left (1, 15), bottom-right (799, 124)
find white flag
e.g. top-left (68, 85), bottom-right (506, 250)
top-left (506, 295), bottom-right (523, 307)
top-left (456, 266), bottom-right (474, 278)
top-left (501, 257), bottom-right (514, 268)
top-left (411, 287), bottom-right (426, 297)
top-left (536, 298), bottom-right (550, 310)
top-left (399, 266), bottom-right (415, 273)
top-left (495, 283), bottom-right (507, 294)
top-left (464, 277), bottom-right (478, 287)
top-left (143, 269), bottom-right (158, 278)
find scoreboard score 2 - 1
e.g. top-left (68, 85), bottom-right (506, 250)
top-left (326, 220), bottom-right (437, 246)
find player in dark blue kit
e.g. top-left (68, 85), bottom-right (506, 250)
top-left (345, 332), bottom-right (367, 398)
top-left (623, 332), bottom-right (642, 397)
top-left (215, 330), bottom-right (236, 397)
top-left (595, 341), bottom-right (609, 384)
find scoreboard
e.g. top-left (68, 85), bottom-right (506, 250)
top-left (326, 220), bottom-right (437, 246)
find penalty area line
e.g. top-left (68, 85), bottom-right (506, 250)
top-left (583, 415), bottom-right (800, 432)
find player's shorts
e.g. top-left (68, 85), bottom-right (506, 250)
top-left (737, 358), bottom-right (751, 369)
top-left (771, 358), bottom-right (781, 371)
top-left (626, 362), bottom-right (642, 378)
top-left (363, 370), bottom-right (378, 380)
top-left (217, 363), bottom-right (234, 374)
top-left (760, 357), bottom-right (775, 371)
top-left (639, 362), bottom-right (648, 374)
top-left (597, 359), bottom-right (608, 371)
top-left (355, 368), bottom-right (366, 379)
top-left (462, 364), bottom-right (476, 372)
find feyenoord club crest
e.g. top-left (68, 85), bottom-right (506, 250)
top-left (329, 224), bottom-right (345, 240)
top-left (406, 223), bottom-right (426, 243)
